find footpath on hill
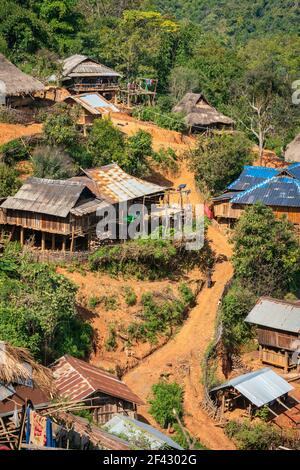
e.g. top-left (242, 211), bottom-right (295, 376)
top-left (124, 224), bottom-right (235, 450)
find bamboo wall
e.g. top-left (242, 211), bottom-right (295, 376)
top-left (257, 327), bottom-right (299, 351)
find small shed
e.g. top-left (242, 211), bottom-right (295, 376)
top-left (60, 55), bottom-right (121, 100)
top-left (52, 355), bottom-right (144, 425)
top-left (172, 93), bottom-right (234, 132)
top-left (0, 53), bottom-right (44, 107)
top-left (210, 368), bottom-right (294, 417)
top-left (105, 414), bottom-right (183, 450)
top-left (64, 92), bottom-right (119, 127)
top-left (245, 297), bottom-right (300, 372)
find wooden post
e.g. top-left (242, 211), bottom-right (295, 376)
top-left (259, 345), bottom-right (263, 362)
top-left (284, 351), bottom-right (289, 374)
top-left (70, 227), bottom-right (75, 253)
top-left (41, 232), bottom-right (45, 251)
top-left (51, 233), bottom-right (55, 251)
top-left (20, 227), bottom-right (24, 246)
top-left (62, 236), bottom-right (66, 252)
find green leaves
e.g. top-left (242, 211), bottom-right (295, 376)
top-left (149, 381), bottom-right (183, 429)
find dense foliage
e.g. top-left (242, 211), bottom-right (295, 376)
top-left (149, 381), bottom-right (184, 428)
top-left (189, 133), bottom-right (254, 197)
top-left (0, 244), bottom-right (93, 363)
top-left (0, 163), bottom-right (21, 197)
top-left (1, 1), bottom-right (299, 156)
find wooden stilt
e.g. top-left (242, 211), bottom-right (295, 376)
top-left (70, 227), bottom-right (75, 253)
top-left (62, 236), bottom-right (66, 252)
top-left (51, 233), bottom-right (55, 251)
top-left (41, 232), bottom-right (45, 251)
top-left (20, 227), bottom-right (24, 246)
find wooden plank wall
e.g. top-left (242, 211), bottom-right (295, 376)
top-left (257, 327), bottom-right (299, 351)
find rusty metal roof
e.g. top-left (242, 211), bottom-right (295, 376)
top-left (1, 178), bottom-right (96, 218)
top-left (0, 384), bottom-right (51, 418)
top-left (83, 164), bottom-right (166, 203)
top-left (52, 355), bottom-right (143, 405)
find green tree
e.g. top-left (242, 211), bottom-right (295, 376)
top-left (149, 381), bottom-right (184, 428)
top-left (125, 130), bottom-right (152, 176)
top-left (31, 145), bottom-right (77, 179)
top-left (0, 164), bottom-right (21, 197)
top-left (232, 203), bottom-right (300, 297)
top-left (44, 104), bottom-right (78, 147)
top-left (87, 118), bottom-right (125, 166)
top-left (189, 133), bottom-right (253, 197)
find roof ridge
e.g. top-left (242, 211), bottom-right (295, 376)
top-left (231, 175), bottom-right (279, 203)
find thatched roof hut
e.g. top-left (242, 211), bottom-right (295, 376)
top-left (0, 53), bottom-right (44, 97)
top-left (173, 93), bottom-right (234, 131)
top-left (285, 133), bottom-right (300, 163)
top-left (0, 342), bottom-right (55, 417)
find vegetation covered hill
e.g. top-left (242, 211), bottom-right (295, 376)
top-left (151, 0), bottom-right (300, 41)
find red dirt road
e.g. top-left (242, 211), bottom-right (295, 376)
top-left (124, 225), bottom-right (235, 450)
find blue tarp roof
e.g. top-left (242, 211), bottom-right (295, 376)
top-left (227, 166), bottom-right (279, 191)
top-left (231, 176), bottom-right (300, 207)
top-left (104, 415), bottom-right (183, 450)
top-left (211, 368), bottom-right (293, 407)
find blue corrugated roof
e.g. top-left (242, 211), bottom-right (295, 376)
top-left (231, 176), bottom-right (300, 207)
top-left (212, 191), bottom-right (239, 202)
top-left (228, 166), bottom-right (279, 191)
top-left (211, 368), bottom-right (293, 407)
top-left (105, 415), bottom-right (183, 450)
top-left (287, 163), bottom-right (300, 181)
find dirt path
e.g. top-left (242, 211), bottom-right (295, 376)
top-left (0, 123), bottom-right (42, 145)
top-left (124, 225), bottom-right (234, 450)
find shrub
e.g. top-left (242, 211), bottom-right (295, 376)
top-left (132, 106), bottom-right (187, 132)
top-left (43, 103), bottom-right (78, 147)
top-left (0, 163), bottom-right (21, 197)
top-left (0, 139), bottom-right (30, 165)
top-left (124, 287), bottom-right (137, 306)
top-left (152, 147), bottom-right (178, 171)
top-left (31, 145), bottom-right (77, 179)
top-left (104, 295), bottom-right (118, 311)
top-left (105, 324), bottom-right (117, 351)
top-left (225, 420), bottom-right (282, 450)
top-left (149, 382), bottom-right (184, 428)
top-left (88, 296), bottom-right (100, 309)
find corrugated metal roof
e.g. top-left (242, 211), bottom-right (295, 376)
top-left (0, 178), bottom-right (94, 218)
top-left (212, 191), bottom-right (239, 202)
top-left (231, 176), bottom-right (300, 208)
top-left (65, 93), bottom-right (119, 115)
top-left (70, 198), bottom-right (110, 216)
top-left (228, 166), bottom-right (279, 191)
top-left (105, 415), bottom-right (183, 450)
top-left (62, 55), bottom-right (121, 78)
top-left (287, 163), bottom-right (300, 181)
top-left (245, 297), bottom-right (300, 334)
top-left (83, 164), bottom-right (166, 203)
top-left (211, 368), bottom-right (293, 407)
top-left (52, 355), bottom-right (143, 405)
top-left (57, 412), bottom-right (131, 450)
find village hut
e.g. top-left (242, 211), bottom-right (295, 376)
top-left (285, 133), bottom-right (300, 163)
top-left (60, 55), bottom-right (121, 100)
top-left (172, 93), bottom-right (234, 132)
top-left (210, 368), bottom-right (294, 419)
top-left (0, 341), bottom-right (54, 419)
top-left (63, 92), bottom-right (119, 128)
top-left (213, 165), bottom-right (300, 239)
top-left (51, 355), bottom-right (144, 425)
top-left (0, 177), bottom-right (109, 252)
top-left (0, 53), bottom-right (44, 108)
top-left (245, 297), bottom-right (300, 372)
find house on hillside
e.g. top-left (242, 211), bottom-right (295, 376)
top-left (64, 92), bottom-right (119, 128)
top-left (210, 368), bottom-right (294, 419)
top-left (172, 93), bottom-right (234, 132)
top-left (0, 177), bottom-right (108, 252)
top-left (213, 165), bottom-right (300, 239)
top-left (60, 55), bottom-right (121, 100)
top-left (245, 297), bottom-right (300, 372)
top-left (52, 355), bottom-right (144, 425)
top-left (0, 53), bottom-right (44, 108)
